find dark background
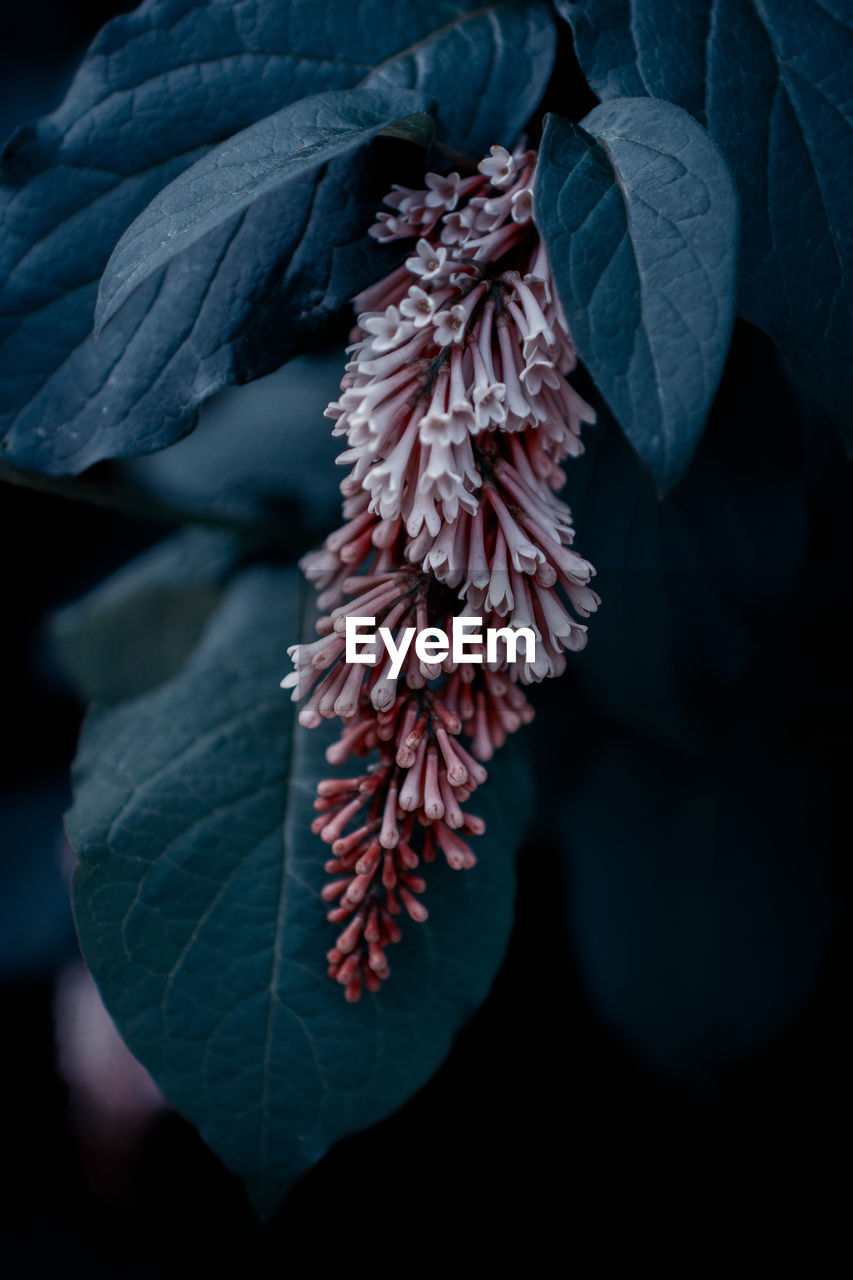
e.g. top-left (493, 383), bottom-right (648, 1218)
top-left (1, 3), bottom-right (848, 1269)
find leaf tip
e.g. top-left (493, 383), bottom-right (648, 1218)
top-left (93, 276), bottom-right (118, 339)
top-left (242, 1172), bottom-right (291, 1223)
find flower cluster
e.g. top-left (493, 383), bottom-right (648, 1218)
top-left (283, 144), bottom-right (599, 1000)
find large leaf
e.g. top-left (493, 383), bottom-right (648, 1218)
top-left (68, 566), bottom-right (532, 1216)
top-left (122, 344), bottom-right (346, 534)
top-left (95, 88), bottom-right (434, 333)
top-left (0, 778), bottom-right (75, 977)
top-left (553, 326), bottom-right (808, 743)
top-left (53, 526), bottom-right (245, 704)
top-left (0, 0), bottom-right (555, 476)
top-left (535, 101), bottom-right (738, 491)
top-left (560, 727), bottom-right (837, 1091)
top-left (559, 0), bottom-right (853, 446)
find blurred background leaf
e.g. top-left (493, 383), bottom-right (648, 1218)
top-left (0, 779), bottom-right (75, 978)
top-left (558, 721), bottom-right (838, 1091)
top-left (557, 324), bottom-right (809, 747)
top-left (120, 345), bottom-right (347, 537)
top-left (52, 526), bottom-right (245, 705)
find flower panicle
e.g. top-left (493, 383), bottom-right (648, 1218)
top-left (283, 142), bottom-right (600, 999)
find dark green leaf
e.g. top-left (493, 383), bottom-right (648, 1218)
top-left (559, 0), bottom-right (853, 446)
top-left (560, 726), bottom-right (837, 1090)
top-left (558, 326), bottom-right (808, 743)
top-left (0, 0), bottom-right (555, 475)
top-left (53, 527), bottom-right (244, 704)
top-left (535, 102), bottom-right (738, 491)
top-left (1, 779), bottom-right (75, 976)
top-left (121, 346), bottom-right (346, 535)
top-left (68, 567), bottom-right (532, 1215)
top-left (95, 88), bottom-right (434, 334)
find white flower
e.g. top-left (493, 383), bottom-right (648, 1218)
top-left (424, 171), bottom-right (462, 210)
top-left (433, 304), bottom-right (466, 345)
top-left (419, 438), bottom-right (463, 500)
top-left (369, 212), bottom-right (402, 242)
top-left (419, 407), bottom-right (453, 446)
top-left (439, 212), bottom-right (469, 245)
top-left (361, 305), bottom-right (409, 353)
top-left (460, 197), bottom-right (500, 234)
top-left (400, 285), bottom-right (437, 328)
top-left (364, 417), bottom-right (419, 515)
top-left (482, 192), bottom-right (514, 224)
top-left (385, 184), bottom-right (425, 214)
top-left (405, 489), bottom-right (443, 538)
top-left (520, 355), bottom-right (561, 397)
top-left (478, 144), bottom-right (515, 187)
top-left (446, 345), bottom-right (478, 440)
top-left (446, 397), bottom-right (478, 443)
top-left (405, 238), bottom-right (448, 281)
top-left (452, 437), bottom-right (482, 494)
top-left (473, 379), bottom-right (507, 427)
top-left (511, 188), bottom-right (533, 223)
top-left (509, 274), bottom-right (556, 350)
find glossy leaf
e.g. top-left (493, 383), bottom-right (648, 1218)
top-left (0, 0), bottom-right (555, 475)
top-left (535, 102), bottom-right (738, 491)
top-left (122, 345), bottom-right (346, 535)
top-left (68, 567), bottom-right (532, 1215)
top-left (53, 526), bottom-right (244, 704)
top-left (559, 0), bottom-right (853, 445)
top-left (95, 88), bottom-right (434, 333)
